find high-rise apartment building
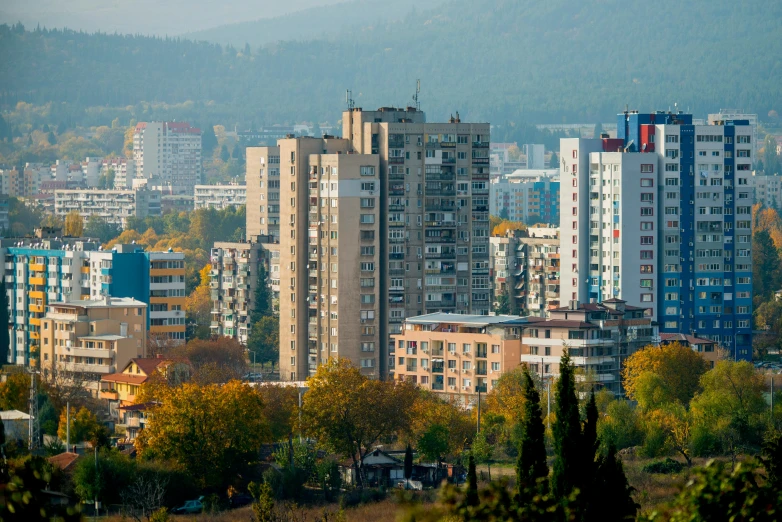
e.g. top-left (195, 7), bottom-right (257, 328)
top-left (133, 122), bottom-right (202, 195)
top-left (560, 111), bottom-right (753, 359)
top-left (54, 188), bottom-right (161, 227)
top-left (2, 235), bottom-right (186, 365)
top-left (246, 107), bottom-right (491, 380)
top-left (490, 231), bottom-right (560, 317)
top-left (194, 183), bottom-right (247, 210)
top-left (490, 170), bottom-right (560, 224)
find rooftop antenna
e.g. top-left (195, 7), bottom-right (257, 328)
top-left (346, 90), bottom-right (355, 110)
top-left (413, 79), bottom-right (421, 111)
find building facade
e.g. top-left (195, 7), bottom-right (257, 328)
top-left (560, 111), bottom-right (754, 359)
top-left (490, 231), bottom-right (560, 317)
top-left (133, 122), bottom-right (202, 195)
top-left (490, 170), bottom-right (560, 224)
top-left (39, 297), bottom-right (147, 379)
top-left (752, 172), bottom-right (782, 209)
top-left (518, 299), bottom-right (656, 395)
top-left (54, 188), bottom-right (161, 227)
top-left (246, 107), bottom-right (491, 380)
top-left (2, 236), bottom-right (186, 365)
top-left (391, 313), bottom-right (523, 404)
top-left (194, 183), bottom-right (247, 210)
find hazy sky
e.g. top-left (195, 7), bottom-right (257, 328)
top-left (0, 0), bottom-right (348, 35)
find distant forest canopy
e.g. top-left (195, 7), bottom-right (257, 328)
top-left (0, 0), bottom-right (780, 130)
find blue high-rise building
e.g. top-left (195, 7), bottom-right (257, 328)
top-left (617, 111), bottom-right (754, 359)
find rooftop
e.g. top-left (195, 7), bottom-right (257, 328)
top-left (405, 313), bottom-right (522, 327)
top-left (51, 297), bottom-right (147, 309)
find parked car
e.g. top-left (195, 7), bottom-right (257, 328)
top-left (171, 497), bottom-right (204, 514)
top-left (230, 493), bottom-right (253, 508)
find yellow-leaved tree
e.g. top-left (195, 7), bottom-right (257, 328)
top-left (621, 342), bottom-right (710, 407)
top-left (300, 358), bottom-right (417, 487)
top-left (136, 380), bottom-right (270, 489)
top-left (409, 390), bottom-right (474, 464)
top-left (184, 264), bottom-right (212, 339)
top-left (64, 210), bottom-right (84, 237)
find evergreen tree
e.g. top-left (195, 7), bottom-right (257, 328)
top-left (0, 284), bottom-right (8, 365)
top-left (404, 444), bottom-right (413, 480)
top-left (552, 351), bottom-right (581, 499)
top-left (579, 389), bottom-right (600, 518)
top-left (516, 366), bottom-right (548, 502)
top-left (251, 261), bottom-right (272, 324)
top-left (201, 124), bottom-right (217, 155)
top-left (753, 230), bottom-right (781, 302)
top-left (592, 444), bottom-right (638, 520)
top-left (466, 455), bottom-right (479, 506)
top-left (761, 430), bottom-right (782, 491)
top-left (232, 144), bottom-right (243, 160)
top-left (550, 152), bottom-right (559, 169)
top-left (219, 144), bottom-right (230, 162)
top-left (494, 289), bottom-right (511, 315)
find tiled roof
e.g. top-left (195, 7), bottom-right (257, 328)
top-left (660, 333), bottom-right (714, 345)
top-left (100, 373), bottom-right (147, 385)
top-left (48, 452), bottom-right (81, 472)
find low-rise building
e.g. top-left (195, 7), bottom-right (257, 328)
top-left (518, 299), bottom-right (656, 395)
top-left (392, 313), bottom-right (524, 405)
top-left (54, 188), bottom-right (161, 227)
top-left (39, 297), bottom-right (147, 381)
top-left (194, 183), bottom-right (247, 210)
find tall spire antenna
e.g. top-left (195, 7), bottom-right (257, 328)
top-left (413, 80), bottom-right (421, 111)
top-left (346, 90), bottom-right (355, 110)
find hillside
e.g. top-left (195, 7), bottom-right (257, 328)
top-left (0, 0), bottom-right (780, 128)
top-left (184, 0), bottom-right (445, 48)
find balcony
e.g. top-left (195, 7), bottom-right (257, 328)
top-left (100, 390), bottom-right (118, 400)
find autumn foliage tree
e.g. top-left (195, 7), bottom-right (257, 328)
top-left (184, 264), bottom-right (212, 340)
top-left (301, 358), bottom-right (418, 487)
top-left (622, 342), bottom-right (710, 408)
top-left (63, 210), bottom-right (83, 237)
top-left (136, 381), bottom-right (271, 489)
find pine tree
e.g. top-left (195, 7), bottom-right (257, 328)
top-left (517, 366), bottom-right (548, 503)
top-left (251, 261), bottom-right (272, 324)
top-left (552, 351), bottom-right (581, 499)
top-left (592, 444), bottom-right (638, 520)
top-left (0, 278), bottom-right (9, 365)
top-left (466, 455), bottom-right (479, 506)
top-left (579, 389), bottom-right (600, 518)
top-left (404, 444), bottom-right (413, 480)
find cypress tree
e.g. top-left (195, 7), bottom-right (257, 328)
top-left (404, 444), bottom-right (413, 480)
top-left (592, 444), bottom-right (638, 521)
top-left (516, 366), bottom-right (548, 502)
top-left (579, 389), bottom-right (600, 518)
top-left (466, 454), bottom-right (479, 506)
top-left (552, 351), bottom-right (581, 499)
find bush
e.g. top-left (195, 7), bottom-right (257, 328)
top-left (690, 424), bottom-right (722, 457)
top-left (638, 424), bottom-right (668, 458)
top-left (149, 507), bottom-right (169, 522)
top-left (642, 458), bottom-right (685, 474)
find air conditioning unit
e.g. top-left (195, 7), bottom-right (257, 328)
top-left (462, 386), bottom-right (468, 391)
top-left (449, 385), bottom-right (455, 390)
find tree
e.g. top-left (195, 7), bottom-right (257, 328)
top-left (184, 264), bottom-right (212, 340)
top-left (647, 403), bottom-right (693, 466)
top-left (418, 424), bottom-right (449, 467)
top-left (256, 384), bottom-right (298, 442)
top-left (550, 152), bottom-right (558, 168)
top-left (622, 342), bottom-right (710, 407)
top-left (57, 406), bottom-right (102, 444)
top-left (300, 358), bottom-right (417, 487)
top-left (466, 455), bottom-right (478, 507)
top-left (552, 351), bottom-right (582, 499)
top-left (764, 134), bottom-right (780, 175)
top-left (516, 366), bottom-right (548, 501)
top-left (72, 448), bottom-right (135, 506)
top-left (251, 261), bottom-right (273, 322)
top-left (690, 360), bottom-right (767, 456)
top-left (404, 444), bottom-right (413, 480)
top-left (596, 399), bottom-right (644, 451)
top-left (641, 460), bottom-right (782, 521)
top-left (491, 219), bottom-right (527, 237)
top-left (98, 167), bottom-right (115, 189)
top-left (761, 430), bottom-right (782, 491)
top-left (0, 278), bottom-right (9, 365)
top-left (592, 445), bottom-right (638, 521)
top-left (753, 229), bottom-right (782, 303)
top-left (0, 372), bottom-right (29, 411)
top-left (83, 215), bottom-right (121, 243)
top-left (247, 316), bottom-right (279, 367)
top-left (168, 337), bottom-right (248, 384)
top-left (122, 473), bottom-right (168, 522)
top-left (471, 430), bottom-right (494, 481)
top-left (64, 210), bottom-right (84, 237)
top-left (484, 366), bottom-right (530, 427)
top-left (494, 289), bottom-right (511, 315)
top-left (219, 144), bottom-right (230, 162)
top-left (136, 381), bottom-right (271, 489)
top-left (201, 125), bottom-right (218, 155)
top-left (581, 389), bottom-right (599, 479)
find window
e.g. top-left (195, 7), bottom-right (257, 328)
top-left (641, 208), bottom-right (654, 216)
top-left (641, 222), bottom-right (653, 231)
top-left (641, 164), bottom-right (654, 173)
top-left (641, 193), bottom-right (654, 202)
top-left (640, 265), bottom-right (653, 273)
top-left (360, 198), bottom-right (375, 208)
top-left (360, 214), bottom-right (375, 224)
top-left (640, 237), bottom-right (653, 245)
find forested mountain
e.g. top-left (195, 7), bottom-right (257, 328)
top-left (0, 0), bottom-right (780, 128)
top-left (184, 0), bottom-right (444, 48)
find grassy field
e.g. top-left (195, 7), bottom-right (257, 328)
top-left (104, 456), bottom-right (707, 521)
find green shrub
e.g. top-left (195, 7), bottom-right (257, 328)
top-left (642, 458), bottom-right (685, 474)
top-left (638, 425), bottom-right (668, 458)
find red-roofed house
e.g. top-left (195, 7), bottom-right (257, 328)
top-left (659, 333), bottom-right (722, 367)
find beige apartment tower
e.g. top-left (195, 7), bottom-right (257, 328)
top-left (248, 107), bottom-right (490, 380)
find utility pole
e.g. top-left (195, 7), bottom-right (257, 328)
top-left (27, 369), bottom-right (40, 452)
top-left (476, 388), bottom-right (482, 433)
top-left (66, 402), bottom-right (70, 452)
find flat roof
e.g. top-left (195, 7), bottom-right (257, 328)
top-left (79, 335), bottom-right (126, 341)
top-left (405, 313), bottom-right (523, 327)
top-left (51, 297), bottom-right (146, 308)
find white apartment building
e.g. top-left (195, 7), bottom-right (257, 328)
top-left (194, 183), bottom-right (247, 210)
top-left (133, 122), bottom-right (202, 195)
top-left (560, 139), bottom-right (657, 317)
top-left (708, 110), bottom-right (758, 157)
top-left (54, 188), bottom-right (161, 227)
top-left (490, 169), bottom-right (560, 224)
top-left (101, 157), bottom-right (137, 190)
top-left (82, 157), bottom-right (102, 188)
top-left (752, 172), bottom-right (782, 209)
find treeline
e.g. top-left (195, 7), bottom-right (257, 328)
top-left (1, 0), bottom-right (780, 128)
